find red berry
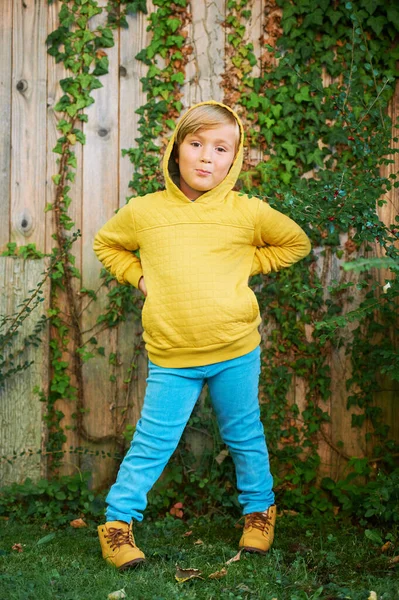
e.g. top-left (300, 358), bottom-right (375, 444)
top-left (328, 217), bottom-right (335, 221)
top-left (348, 136), bottom-right (355, 141)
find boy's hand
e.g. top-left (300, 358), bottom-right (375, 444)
top-left (138, 276), bottom-right (147, 297)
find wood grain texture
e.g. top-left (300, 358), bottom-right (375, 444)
top-left (80, 1), bottom-right (120, 488)
top-left (0, 0), bottom-right (12, 248)
top-left (11, 0), bottom-right (47, 247)
top-left (0, 257), bottom-right (50, 485)
top-left (46, 0), bottom-right (82, 473)
top-left (185, 0), bottom-right (225, 104)
top-left (119, 3), bottom-right (155, 207)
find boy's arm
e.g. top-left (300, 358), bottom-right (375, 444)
top-left (93, 202), bottom-right (143, 288)
top-left (250, 200), bottom-right (311, 276)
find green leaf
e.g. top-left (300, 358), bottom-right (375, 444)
top-left (171, 71), bottom-right (185, 85)
top-left (367, 15), bottom-right (386, 36)
top-left (362, 0), bottom-right (377, 15)
top-left (281, 141), bottom-right (297, 157)
top-left (387, 6), bottom-right (399, 31)
top-left (364, 529), bottom-right (383, 545)
top-left (37, 533), bottom-right (56, 546)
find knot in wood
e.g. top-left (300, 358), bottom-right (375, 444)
top-left (18, 210), bottom-right (33, 235)
top-left (98, 128), bottom-right (109, 138)
top-left (16, 79), bottom-right (28, 93)
top-left (119, 65), bottom-right (127, 77)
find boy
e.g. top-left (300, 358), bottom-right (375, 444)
top-left (94, 101), bottom-right (311, 570)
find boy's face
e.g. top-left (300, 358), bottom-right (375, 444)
top-left (176, 124), bottom-right (238, 201)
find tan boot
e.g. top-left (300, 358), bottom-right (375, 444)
top-left (239, 505), bottom-right (277, 554)
top-left (98, 520), bottom-right (145, 570)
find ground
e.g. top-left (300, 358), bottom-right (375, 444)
top-left (0, 513), bottom-right (397, 600)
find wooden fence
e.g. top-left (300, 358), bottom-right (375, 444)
top-left (0, 0), bottom-right (398, 489)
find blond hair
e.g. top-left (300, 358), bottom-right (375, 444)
top-left (175, 104), bottom-right (240, 151)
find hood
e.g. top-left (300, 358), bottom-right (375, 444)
top-left (163, 100), bottom-right (244, 204)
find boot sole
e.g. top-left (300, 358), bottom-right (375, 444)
top-left (240, 546), bottom-right (268, 555)
top-left (118, 558), bottom-right (146, 571)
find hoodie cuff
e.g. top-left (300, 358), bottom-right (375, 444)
top-left (123, 263), bottom-right (144, 289)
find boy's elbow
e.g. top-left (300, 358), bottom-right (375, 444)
top-left (93, 234), bottom-right (107, 265)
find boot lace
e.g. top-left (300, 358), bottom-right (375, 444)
top-left (105, 526), bottom-right (135, 550)
top-left (245, 510), bottom-right (273, 532)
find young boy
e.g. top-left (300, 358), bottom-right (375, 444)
top-left (93, 101), bottom-right (311, 570)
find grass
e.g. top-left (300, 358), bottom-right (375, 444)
top-left (0, 513), bottom-right (398, 600)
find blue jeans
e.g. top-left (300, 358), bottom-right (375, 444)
top-left (106, 346), bottom-right (274, 522)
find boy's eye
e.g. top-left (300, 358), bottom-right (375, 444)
top-left (191, 142), bottom-right (201, 147)
top-left (216, 147), bottom-right (227, 152)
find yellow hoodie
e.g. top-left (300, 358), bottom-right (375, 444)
top-left (93, 101), bottom-right (311, 368)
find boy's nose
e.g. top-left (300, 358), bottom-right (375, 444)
top-left (200, 156), bottom-right (211, 163)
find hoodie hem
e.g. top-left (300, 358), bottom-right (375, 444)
top-left (146, 329), bottom-right (261, 368)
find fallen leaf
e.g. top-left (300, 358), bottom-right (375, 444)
top-left (381, 541), bottom-right (394, 553)
top-left (11, 543), bottom-right (24, 553)
top-left (388, 555), bottom-right (399, 567)
top-left (108, 589), bottom-right (126, 600)
top-left (208, 567), bottom-right (227, 579)
top-left (225, 549), bottom-right (242, 565)
top-left (278, 509), bottom-right (298, 517)
top-left (175, 565), bottom-right (203, 583)
top-left (170, 502), bottom-right (184, 519)
top-left (182, 530), bottom-right (193, 537)
top-left (70, 518), bottom-right (87, 528)
top-left (37, 533), bottom-right (56, 546)
top-left (194, 539), bottom-right (203, 545)
top-left (215, 449), bottom-right (229, 464)
top-left (367, 592), bottom-right (377, 600)
top-left (237, 583), bottom-right (253, 593)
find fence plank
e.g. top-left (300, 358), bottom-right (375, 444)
top-left (79, 2), bottom-right (121, 488)
top-left (11, 0), bottom-right (47, 247)
top-left (0, 1), bottom-right (12, 249)
top-left (119, 3), bottom-right (155, 207)
top-left (185, 0), bottom-right (225, 104)
top-left (0, 258), bottom-right (50, 486)
top-left (45, 0), bottom-right (83, 473)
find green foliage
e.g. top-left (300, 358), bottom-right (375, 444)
top-left (322, 467), bottom-right (399, 525)
top-left (0, 254), bottom-right (58, 392)
top-left (222, 0), bottom-right (399, 510)
top-left (123, 0), bottom-right (188, 195)
top-left (0, 472), bottom-right (105, 526)
top-left (1, 243), bottom-right (45, 259)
